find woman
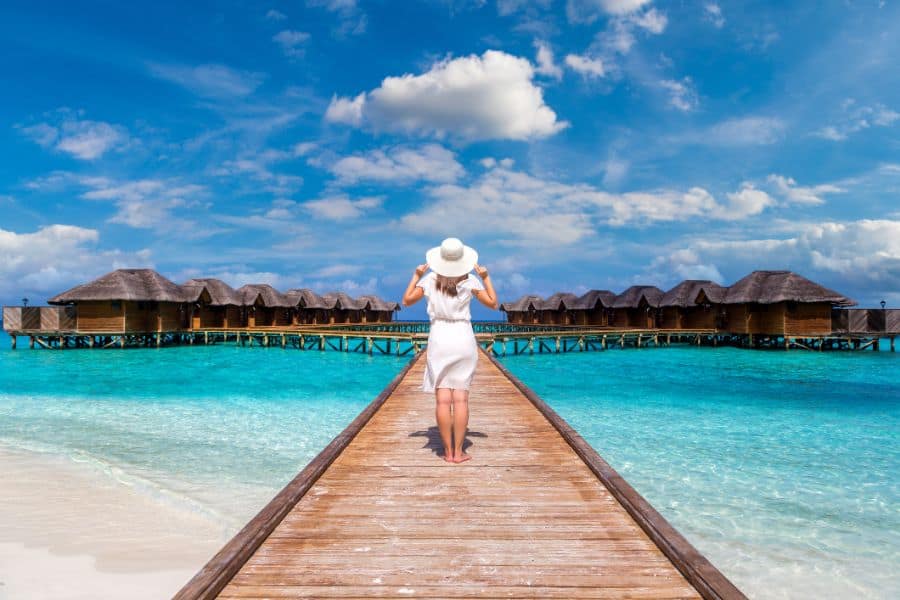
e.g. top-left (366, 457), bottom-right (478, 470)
top-left (401, 237), bottom-right (499, 464)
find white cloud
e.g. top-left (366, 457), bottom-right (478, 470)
top-left (814, 101), bottom-right (900, 141)
top-left (631, 8), bottom-right (667, 33)
top-left (395, 166), bottom-right (782, 248)
top-left (565, 53), bottom-right (606, 78)
top-left (0, 225), bottom-right (151, 302)
top-left (700, 116), bottom-right (787, 146)
top-left (659, 78), bottom-right (698, 111)
top-left (273, 30), bottom-right (311, 58)
top-left (767, 174), bottom-right (844, 206)
top-left (19, 112), bottom-right (129, 160)
top-left (498, 0), bottom-right (552, 16)
top-left (329, 144), bottom-right (464, 184)
top-left (213, 150), bottom-right (303, 195)
top-left (325, 93), bottom-right (365, 125)
top-left (534, 41), bottom-right (563, 80)
top-left (265, 9), bottom-right (287, 20)
top-left (307, 0), bottom-right (366, 36)
top-left (703, 3), bottom-right (725, 28)
top-left (292, 142), bottom-right (317, 156)
top-left (80, 178), bottom-right (207, 229)
top-left (148, 62), bottom-right (265, 98)
top-left (567, 0), bottom-right (653, 23)
top-left (325, 50), bottom-right (568, 142)
top-left (303, 195), bottom-right (383, 220)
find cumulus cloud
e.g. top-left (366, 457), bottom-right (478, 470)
top-left (767, 175), bottom-right (844, 206)
top-left (329, 144), bottom-right (464, 184)
top-left (324, 50), bottom-right (568, 142)
top-left (0, 225), bottom-right (150, 302)
top-left (659, 78), bottom-right (698, 111)
top-left (675, 116), bottom-right (787, 146)
top-left (18, 112), bottom-right (129, 160)
top-left (567, 0), bottom-right (653, 23)
top-left (80, 178), bottom-right (207, 229)
top-left (703, 3), bottom-right (725, 28)
top-left (148, 62), bottom-right (265, 98)
top-left (395, 165), bottom-right (783, 248)
top-left (213, 149), bottom-right (303, 195)
top-left (265, 9), bottom-right (287, 20)
top-left (273, 30), bottom-right (311, 58)
top-left (303, 195), bottom-right (383, 220)
top-left (813, 101), bottom-right (900, 141)
top-left (651, 220), bottom-right (900, 303)
top-left (534, 40), bottom-right (563, 80)
top-left (565, 54), bottom-right (606, 78)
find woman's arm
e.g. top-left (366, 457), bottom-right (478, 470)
top-left (401, 264), bottom-right (429, 307)
top-left (472, 263), bottom-right (499, 310)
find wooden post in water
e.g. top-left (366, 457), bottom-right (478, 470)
top-left (10, 335), bottom-right (16, 349)
top-left (891, 336), bottom-right (896, 352)
top-left (30, 336), bottom-right (35, 349)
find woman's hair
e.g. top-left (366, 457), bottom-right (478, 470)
top-left (434, 273), bottom-right (468, 297)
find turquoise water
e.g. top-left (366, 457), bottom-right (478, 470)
top-left (0, 331), bottom-right (408, 531)
top-left (500, 346), bottom-right (899, 599)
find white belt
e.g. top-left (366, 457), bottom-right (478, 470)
top-left (430, 317), bottom-right (471, 323)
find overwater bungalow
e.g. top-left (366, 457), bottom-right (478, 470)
top-left (355, 295), bottom-right (400, 323)
top-left (719, 270), bottom-right (855, 336)
top-left (284, 288), bottom-right (328, 325)
top-left (182, 278), bottom-right (244, 329)
top-left (236, 284), bottom-right (293, 328)
top-left (499, 295), bottom-right (544, 324)
top-left (573, 290), bottom-right (617, 326)
top-left (659, 280), bottom-right (727, 330)
top-left (48, 269), bottom-right (190, 332)
top-left (611, 286), bottom-right (664, 329)
top-left (540, 292), bottom-right (582, 325)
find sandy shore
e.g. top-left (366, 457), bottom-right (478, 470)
top-left (0, 447), bottom-right (227, 600)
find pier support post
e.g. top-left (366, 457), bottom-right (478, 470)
top-left (602, 335), bottom-right (607, 350)
top-left (891, 337), bottom-right (895, 352)
top-left (120, 336), bottom-right (125, 349)
top-left (873, 339), bottom-right (880, 351)
top-left (30, 336), bottom-right (35, 349)
top-left (11, 335), bottom-right (16, 349)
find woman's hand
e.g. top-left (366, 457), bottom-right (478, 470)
top-left (474, 263), bottom-right (488, 279)
top-left (415, 264), bottom-right (428, 277)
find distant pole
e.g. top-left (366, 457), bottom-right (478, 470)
top-left (22, 297), bottom-right (28, 307)
top-left (882, 300), bottom-right (887, 334)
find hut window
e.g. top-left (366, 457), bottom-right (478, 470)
top-left (111, 301), bottom-right (121, 310)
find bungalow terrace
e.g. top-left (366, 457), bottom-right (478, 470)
top-left (284, 289), bottom-right (328, 325)
top-left (573, 290), bottom-right (617, 326)
top-left (182, 278), bottom-right (244, 329)
top-left (236, 284), bottom-right (294, 328)
top-left (659, 280), bottom-right (727, 330)
top-left (47, 269), bottom-right (190, 333)
top-left (499, 295), bottom-right (544, 324)
top-left (610, 286), bottom-right (664, 329)
top-left (717, 270), bottom-right (855, 336)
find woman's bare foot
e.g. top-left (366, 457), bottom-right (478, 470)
top-left (453, 452), bottom-right (471, 463)
top-left (443, 450), bottom-right (455, 463)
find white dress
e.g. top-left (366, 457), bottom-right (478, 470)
top-left (416, 272), bottom-right (484, 393)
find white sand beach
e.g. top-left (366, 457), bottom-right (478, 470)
top-left (0, 447), bottom-right (226, 600)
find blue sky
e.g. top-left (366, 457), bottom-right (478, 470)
top-left (1, 0), bottom-right (898, 318)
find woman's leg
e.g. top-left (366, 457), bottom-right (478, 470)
top-left (451, 389), bottom-right (470, 463)
top-left (435, 388), bottom-right (453, 461)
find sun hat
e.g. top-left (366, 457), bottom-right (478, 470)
top-left (425, 237), bottom-right (478, 278)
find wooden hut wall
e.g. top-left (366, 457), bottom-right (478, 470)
top-left (846, 309), bottom-right (884, 333)
top-left (40, 306), bottom-right (77, 331)
top-left (272, 308), bottom-right (292, 327)
top-left (783, 302), bottom-right (833, 336)
top-left (610, 309), bottom-right (629, 328)
top-left (682, 306), bottom-right (718, 330)
top-left (887, 309), bottom-right (900, 333)
top-left (747, 303), bottom-right (784, 335)
top-left (123, 301), bottom-right (153, 332)
top-left (158, 302), bottom-right (186, 331)
top-left (3, 307), bottom-right (41, 331)
top-left (723, 304), bottom-right (749, 334)
top-left (192, 305), bottom-right (224, 329)
top-left (77, 301), bottom-right (125, 332)
top-left (831, 308), bottom-right (849, 332)
top-left (658, 307), bottom-right (681, 330)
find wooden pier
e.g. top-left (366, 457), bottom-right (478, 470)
top-left (175, 348), bottom-right (744, 599)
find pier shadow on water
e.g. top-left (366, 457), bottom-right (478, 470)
top-left (409, 427), bottom-right (488, 457)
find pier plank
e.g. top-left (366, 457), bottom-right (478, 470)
top-left (178, 348), bottom-right (743, 600)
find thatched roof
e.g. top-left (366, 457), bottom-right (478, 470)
top-left (500, 294), bottom-right (544, 312)
top-left (284, 288), bottom-right (328, 309)
top-left (235, 284), bottom-right (293, 307)
top-left (723, 271), bottom-right (855, 306)
top-left (182, 278), bottom-right (241, 306)
top-left (660, 280), bottom-right (726, 308)
top-left (355, 294), bottom-right (401, 312)
top-left (49, 269), bottom-right (188, 304)
top-left (541, 292), bottom-right (581, 311)
top-left (575, 290), bottom-right (617, 310)
top-left (318, 291), bottom-right (364, 310)
top-left (612, 285), bottom-right (664, 309)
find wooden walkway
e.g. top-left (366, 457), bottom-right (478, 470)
top-left (176, 349), bottom-right (744, 599)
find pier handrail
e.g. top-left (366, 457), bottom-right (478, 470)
top-left (482, 347), bottom-right (747, 600)
top-left (172, 351), bottom-right (423, 600)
